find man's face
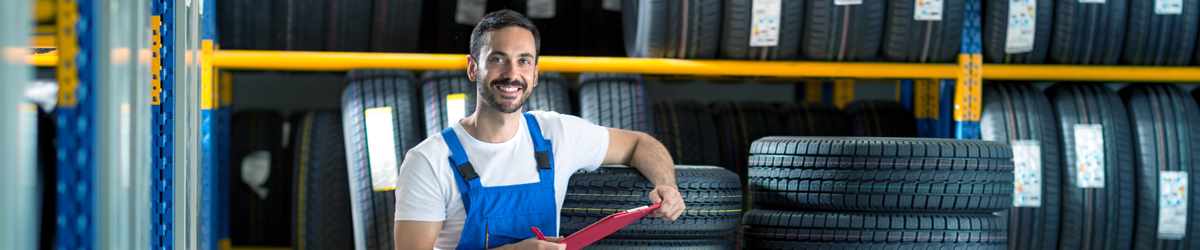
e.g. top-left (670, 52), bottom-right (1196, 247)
top-left (468, 27), bottom-right (538, 114)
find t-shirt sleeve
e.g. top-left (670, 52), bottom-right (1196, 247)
top-left (548, 113), bottom-right (609, 172)
top-left (393, 149), bottom-right (448, 221)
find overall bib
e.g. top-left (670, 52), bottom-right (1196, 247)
top-left (441, 113), bottom-right (558, 249)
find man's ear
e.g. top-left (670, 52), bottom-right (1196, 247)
top-left (466, 55), bottom-right (478, 82)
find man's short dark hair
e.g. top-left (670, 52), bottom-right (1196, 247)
top-left (470, 9), bottom-right (541, 63)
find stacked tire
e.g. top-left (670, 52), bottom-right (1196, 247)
top-left (289, 111), bottom-right (354, 250)
top-left (745, 137), bottom-right (1014, 249)
top-left (562, 166), bottom-right (742, 249)
top-left (1120, 83), bottom-right (1200, 248)
top-left (578, 73), bottom-right (654, 134)
top-left (802, 0), bottom-right (887, 61)
top-left (983, 0), bottom-right (1055, 64)
top-left (229, 111), bottom-right (292, 247)
top-left (844, 100), bottom-right (918, 137)
top-left (622, 0), bottom-right (723, 59)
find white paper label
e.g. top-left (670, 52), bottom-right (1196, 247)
top-left (120, 104), bottom-right (132, 188)
top-left (365, 107), bottom-right (399, 191)
top-left (527, 0), bottom-right (556, 19)
top-left (1159, 171), bottom-right (1188, 240)
top-left (915, 0), bottom-right (944, 21)
top-left (603, 0), bottom-right (621, 11)
top-left (455, 0), bottom-right (487, 25)
top-left (750, 0), bottom-right (782, 47)
top-left (1074, 124), bottom-right (1106, 188)
top-left (835, 0), bottom-right (863, 5)
top-left (1156, 0), bottom-right (1183, 14)
top-left (1012, 140), bottom-right (1042, 207)
top-left (1079, 0), bottom-right (1105, 3)
top-left (446, 93), bottom-right (468, 126)
top-left (1005, 0), bottom-right (1037, 53)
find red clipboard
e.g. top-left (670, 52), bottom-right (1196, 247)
top-left (558, 203), bottom-right (661, 250)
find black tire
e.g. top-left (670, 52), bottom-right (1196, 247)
top-left (1047, 0), bottom-right (1127, 65)
top-left (748, 137), bottom-right (1016, 212)
top-left (217, 0), bottom-right (245, 49)
top-left (271, 0), bottom-right (326, 51)
top-left (653, 100), bottom-right (720, 166)
top-left (326, 0), bottom-right (373, 51)
top-left (369, 0), bottom-right (422, 52)
top-left (578, 73), bottom-right (654, 134)
top-left (291, 111), bottom-right (354, 250)
top-left (801, 0), bottom-right (887, 61)
top-left (526, 72), bottom-right (573, 114)
top-left (710, 101), bottom-right (785, 211)
top-left (621, 0), bottom-right (723, 59)
top-left (980, 83), bottom-right (1062, 250)
top-left (419, 70), bottom-right (476, 136)
top-left (562, 166), bottom-right (743, 238)
top-left (230, 111), bottom-right (291, 246)
top-left (243, 0), bottom-right (273, 50)
top-left (577, 0), bottom-right (628, 57)
top-left (1044, 83), bottom-right (1135, 250)
top-left (1123, 0), bottom-right (1200, 65)
top-left (742, 209), bottom-right (1008, 248)
top-left (844, 100), bottom-right (918, 137)
top-left (777, 102), bottom-right (852, 136)
top-left (881, 0), bottom-right (965, 63)
top-left (341, 69), bottom-right (424, 250)
top-left (720, 0), bottom-right (804, 60)
top-left (983, 0), bottom-right (1054, 64)
top-left (584, 239), bottom-right (733, 249)
top-left (1119, 83), bottom-right (1200, 249)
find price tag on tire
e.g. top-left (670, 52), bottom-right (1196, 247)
top-left (1074, 124), bottom-right (1105, 188)
top-left (1012, 140), bottom-right (1042, 207)
top-left (1158, 171), bottom-right (1188, 240)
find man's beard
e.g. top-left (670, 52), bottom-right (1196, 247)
top-left (479, 77), bottom-right (531, 114)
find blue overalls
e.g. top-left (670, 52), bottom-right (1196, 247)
top-left (441, 113), bottom-right (558, 249)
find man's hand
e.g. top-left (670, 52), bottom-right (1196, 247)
top-left (493, 237), bottom-right (566, 250)
top-left (648, 185), bottom-right (685, 221)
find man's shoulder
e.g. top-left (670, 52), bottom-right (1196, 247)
top-left (404, 132), bottom-right (452, 165)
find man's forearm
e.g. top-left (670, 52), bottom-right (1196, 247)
top-left (628, 133), bottom-right (676, 187)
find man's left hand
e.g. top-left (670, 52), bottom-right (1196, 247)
top-left (647, 185), bottom-right (685, 221)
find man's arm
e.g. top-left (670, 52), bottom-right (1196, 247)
top-left (394, 221), bottom-right (441, 250)
top-left (603, 128), bottom-right (686, 221)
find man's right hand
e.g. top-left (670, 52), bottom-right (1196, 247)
top-left (493, 237), bottom-right (566, 250)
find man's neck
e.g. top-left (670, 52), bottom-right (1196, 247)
top-left (459, 105), bottom-right (522, 143)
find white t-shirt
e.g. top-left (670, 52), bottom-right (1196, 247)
top-left (393, 111), bottom-right (609, 250)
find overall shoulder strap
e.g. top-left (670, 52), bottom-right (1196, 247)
top-left (441, 128), bottom-right (478, 211)
top-left (523, 113), bottom-right (552, 170)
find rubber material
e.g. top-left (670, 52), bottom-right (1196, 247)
top-left (1048, 0), bottom-right (1127, 65)
top-left (230, 111), bottom-right (291, 246)
top-left (743, 209), bottom-right (1007, 245)
top-left (844, 100), bottom-right (918, 137)
top-left (271, 0), bottom-right (326, 51)
top-left (622, 0), bottom-right (723, 59)
top-left (585, 239), bottom-right (733, 249)
top-left (748, 137), bottom-right (1015, 212)
top-left (370, 0), bottom-right (422, 52)
top-left (980, 83), bottom-right (1061, 250)
top-left (420, 70), bottom-right (476, 136)
top-left (720, 0), bottom-right (804, 60)
top-left (983, 0), bottom-right (1054, 64)
top-left (1123, 0), bottom-right (1200, 65)
top-left (526, 72), bottom-right (572, 114)
top-left (341, 69), bottom-right (424, 250)
top-left (801, 0), bottom-right (886, 61)
top-left (216, 0), bottom-right (245, 49)
top-left (1044, 83), bottom-right (1134, 250)
top-left (1119, 83), bottom-right (1200, 249)
top-left (326, 0), bottom-right (373, 51)
top-left (561, 166), bottom-right (742, 238)
top-left (243, 0), bottom-right (273, 50)
top-left (777, 102), bottom-right (851, 136)
top-left (653, 100), bottom-right (720, 166)
top-left (577, 0), bottom-right (628, 57)
top-left (578, 73), bottom-right (654, 134)
top-left (881, 0), bottom-right (965, 63)
top-left (290, 111), bottom-right (354, 250)
top-left (710, 100), bottom-right (785, 203)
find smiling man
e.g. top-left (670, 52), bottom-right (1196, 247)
top-left (391, 10), bottom-right (685, 250)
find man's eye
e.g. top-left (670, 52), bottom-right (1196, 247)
top-left (520, 59), bottom-right (531, 65)
top-left (491, 58), bottom-right (504, 63)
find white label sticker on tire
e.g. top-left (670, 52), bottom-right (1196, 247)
top-left (915, 0), bottom-right (944, 21)
top-left (446, 93), bottom-right (468, 125)
top-left (750, 0), bottom-right (782, 47)
top-left (1156, 0), bottom-right (1183, 14)
top-left (835, 0), bottom-right (863, 5)
top-left (1074, 124), bottom-right (1106, 188)
top-left (365, 107), bottom-right (399, 191)
top-left (1079, 0), bottom-right (1105, 4)
top-left (527, 0), bottom-right (556, 19)
top-left (1012, 140), bottom-right (1042, 207)
top-left (1159, 171), bottom-right (1188, 240)
top-left (1005, 0), bottom-right (1037, 53)
top-left (456, 0), bottom-right (487, 25)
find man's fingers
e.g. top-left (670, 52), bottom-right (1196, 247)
top-left (544, 236), bottom-right (565, 242)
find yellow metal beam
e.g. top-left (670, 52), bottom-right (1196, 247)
top-left (211, 50), bottom-right (960, 79)
top-left (28, 51), bottom-right (57, 66)
top-left (985, 64), bottom-right (1200, 82)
